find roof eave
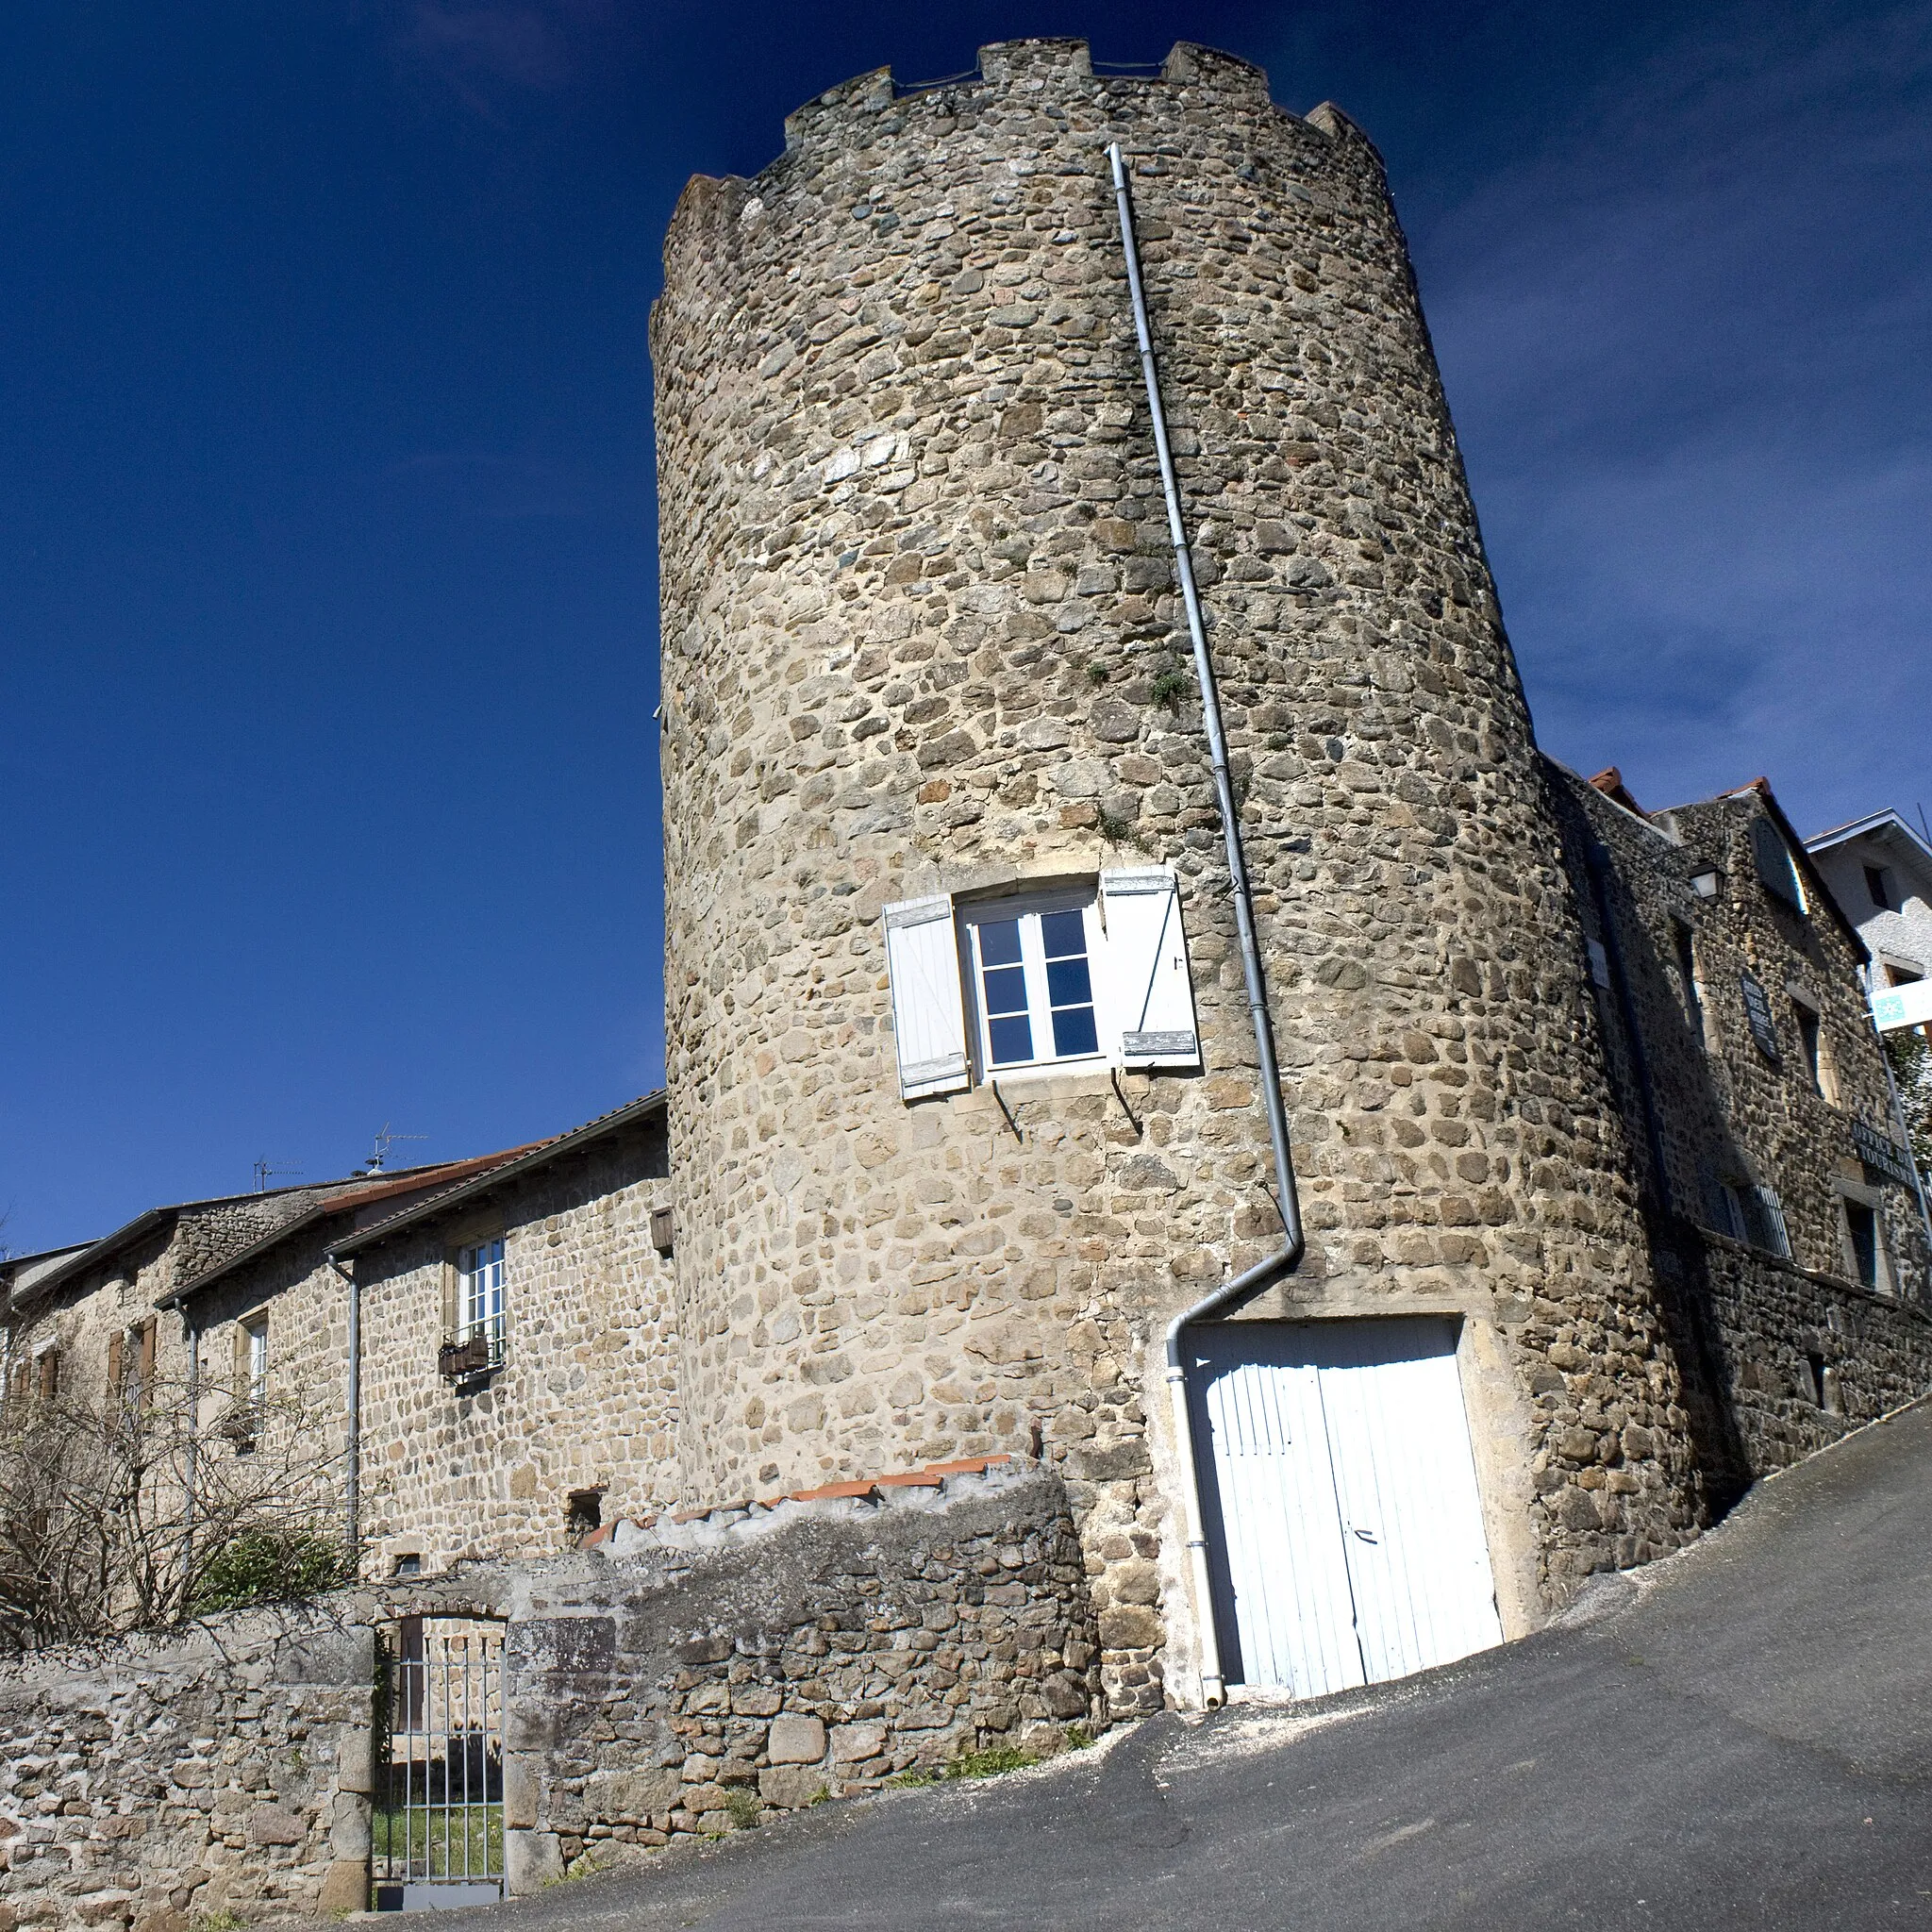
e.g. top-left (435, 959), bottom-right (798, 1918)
top-left (329, 1091), bottom-right (667, 1261)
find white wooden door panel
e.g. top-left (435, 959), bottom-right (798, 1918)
top-left (1195, 1320), bottom-right (1503, 1696)
top-left (1203, 1358), bottom-right (1363, 1698)
top-left (1319, 1347), bottom-right (1504, 1684)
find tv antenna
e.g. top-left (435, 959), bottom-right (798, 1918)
top-left (252, 1158), bottom-right (304, 1193)
top-left (357, 1123), bottom-right (427, 1176)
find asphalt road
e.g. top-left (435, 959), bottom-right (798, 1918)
top-left (432, 1401), bottom-right (1932, 1929)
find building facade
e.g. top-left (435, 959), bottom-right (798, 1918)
top-left (652, 37), bottom-right (1742, 1713)
top-left (1552, 766), bottom-right (1932, 1480)
top-left (8, 40), bottom-right (1932, 1720)
top-left (1807, 809), bottom-right (1932, 997)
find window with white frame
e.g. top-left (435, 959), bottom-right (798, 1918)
top-left (246, 1319), bottom-right (268, 1405)
top-left (963, 893), bottom-right (1103, 1074)
top-left (226, 1315), bottom-right (268, 1452)
top-left (458, 1239), bottom-right (507, 1357)
top-left (881, 869), bottom-right (1202, 1097)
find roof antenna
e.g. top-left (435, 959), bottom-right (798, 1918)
top-left (253, 1158), bottom-right (304, 1193)
top-left (1917, 802), bottom-right (1929, 847)
top-left (356, 1123), bottom-right (427, 1177)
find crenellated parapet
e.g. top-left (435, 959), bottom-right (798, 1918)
top-left (659, 40), bottom-right (1379, 284)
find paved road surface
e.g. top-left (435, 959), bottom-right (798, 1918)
top-left (431, 1402), bottom-right (1932, 1928)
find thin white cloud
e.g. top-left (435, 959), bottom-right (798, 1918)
top-left (1412, 0), bottom-right (1932, 831)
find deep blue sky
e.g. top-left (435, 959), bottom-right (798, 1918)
top-left (4, 1), bottom-right (1928, 1253)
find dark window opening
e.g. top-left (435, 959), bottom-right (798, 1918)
top-left (1674, 922), bottom-right (1702, 1038)
top-left (1845, 1200), bottom-right (1880, 1289)
top-left (566, 1488), bottom-right (605, 1538)
top-left (1793, 1003), bottom-right (1823, 1094)
top-left (393, 1554), bottom-right (423, 1579)
top-left (1866, 864), bottom-right (1896, 911)
top-left (1805, 1352), bottom-right (1827, 1407)
top-left (1752, 818), bottom-right (1805, 910)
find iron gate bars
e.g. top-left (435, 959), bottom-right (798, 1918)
top-left (373, 1617), bottom-right (506, 1907)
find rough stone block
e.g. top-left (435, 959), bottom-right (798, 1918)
top-left (585, 1766), bottom-right (681, 1820)
top-left (766, 1714), bottom-right (827, 1763)
top-left (243, 1805), bottom-right (303, 1847)
top-left (829, 1722), bottom-right (887, 1764)
top-left (758, 1765), bottom-right (830, 1810)
top-left (506, 1828), bottom-right (564, 1894)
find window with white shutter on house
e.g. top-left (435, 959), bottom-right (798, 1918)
top-left (1099, 867), bottom-right (1202, 1071)
top-left (883, 895), bottom-right (971, 1100)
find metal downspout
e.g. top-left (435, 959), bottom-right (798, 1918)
top-left (327, 1254), bottom-right (361, 1571)
top-left (1108, 143), bottom-right (1307, 1707)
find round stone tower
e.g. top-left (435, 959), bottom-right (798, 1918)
top-left (653, 40), bottom-right (1704, 1710)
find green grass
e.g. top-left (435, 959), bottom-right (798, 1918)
top-left (372, 1800), bottom-right (503, 1882)
top-left (888, 1743), bottom-right (1041, 1789)
top-left (888, 1726), bottom-right (1095, 1790)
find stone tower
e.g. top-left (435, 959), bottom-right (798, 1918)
top-left (653, 40), bottom-right (1704, 1710)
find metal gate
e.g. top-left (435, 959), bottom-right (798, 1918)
top-left (373, 1616), bottom-right (506, 1910)
top-left (1191, 1318), bottom-right (1505, 1698)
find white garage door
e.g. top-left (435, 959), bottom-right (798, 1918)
top-left (1192, 1318), bottom-right (1504, 1697)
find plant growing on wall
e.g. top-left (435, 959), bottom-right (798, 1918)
top-left (1886, 1031), bottom-right (1932, 1178)
top-left (0, 1364), bottom-right (348, 1650)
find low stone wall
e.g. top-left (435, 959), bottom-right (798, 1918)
top-left (1676, 1228), bottom-right (1932, 1474)
top-left (399, 1462), bottom-right (1098, 1882)
top-left (0, 1612), bottom-right (372, 1932)
top-left (0, 1463), bottom-right (1097, 1924)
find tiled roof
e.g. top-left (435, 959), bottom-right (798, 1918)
top-left (328, 1092), bottom-right (666, 1260)
top-left (158, 1145), bottom-right (552, 1307)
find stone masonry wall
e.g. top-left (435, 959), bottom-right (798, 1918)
top-left (1546, 763), bottom-right (1932, 1483)
top-left (652, 34), bottom-right (1710, 1701)
top-left (1675, 1234), bottom-right (1932, 1476)
top-left (344, 1118), bottom-right (678, 1574)
top-left (0, 1608), bottom-right (373, 1932)
top-left (0, 1467), bottom-right (1094, 1924)
top-left (482, 1463), bottom-right (1096, 1880)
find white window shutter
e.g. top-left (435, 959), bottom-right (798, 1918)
top-left (1100, 868), bottom-right (1202, 1070)
top-left (883, 896), bottom-right (971, 1100)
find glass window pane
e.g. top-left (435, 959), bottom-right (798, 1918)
top-left (1040, 909), bottom-right (1086, 958)
top-left (1045, 956), bottom-right (1092, 1008)
top-left (981, 964), bottom-right (1028, 1015)
top-left (1051, 1005), bottom-right (1100, 1057)
top-left (977, 918), bottom-right (1024, 967)
top-left (988, 1013), bottom-right (1034, 1064)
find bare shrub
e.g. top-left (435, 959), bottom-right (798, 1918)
top-left (0, 1367), bottom-right (346, 1650)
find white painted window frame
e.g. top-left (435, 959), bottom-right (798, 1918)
top-left (958, 887), bottom-right (1108, 1083)
top-left (458, 1239), bottom-right (508, 1350)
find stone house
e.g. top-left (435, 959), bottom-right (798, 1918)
top-left (1550, 765), bottom-right (1932, 1478)
top-left (1, 1175), bottom-right (422, 1427)
top-left (2, 1099), bottom-right (673, 1587)
top-left (151, 1094), bottom-right (675, 1578)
